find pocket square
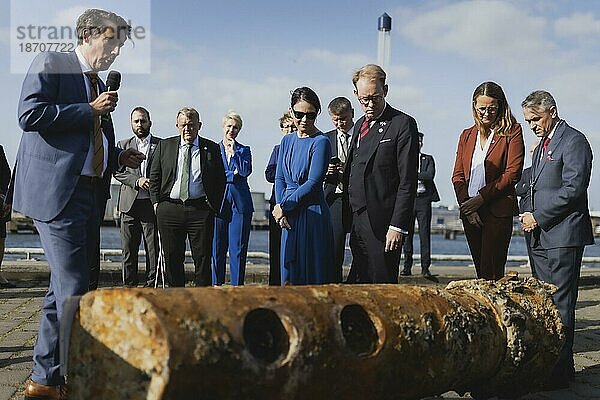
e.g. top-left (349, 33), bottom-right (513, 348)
top-left (379, 138), bottom-right (392, 143)
top-left (546, 155), bottom-right (554, 161)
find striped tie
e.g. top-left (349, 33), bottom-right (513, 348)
top-left (87, 72), bottom-right (104, 177)
top-left (359, 117), bottom-right (370, 139)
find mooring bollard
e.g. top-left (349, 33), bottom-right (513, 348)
top-left (66, 276), bottom-right (564, 399)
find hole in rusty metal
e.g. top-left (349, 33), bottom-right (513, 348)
top-left (243, 308), bottom-right (289, 364)
top-left (340, 304), bottom-right (378, 357)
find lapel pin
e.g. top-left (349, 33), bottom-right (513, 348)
top-left (378, 128), bottom-right (384, 133)
top-left (380, 122), bottom-right (386, 126)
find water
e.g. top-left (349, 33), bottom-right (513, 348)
top-left (5, 228), bottom-right (600, 265)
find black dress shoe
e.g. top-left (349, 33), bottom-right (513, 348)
top-left (400, 269), bottom-right (412, 276)
top-left (0, 280), bottom-right (16, 288)
top-left (421, 269), bottom-right (432, 278)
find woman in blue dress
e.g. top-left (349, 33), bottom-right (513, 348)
top-left (212, 111), bottom-right (254, 285)
top-left (273, 87), bottom-right (334, 285)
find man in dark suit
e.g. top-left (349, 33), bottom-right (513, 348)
top-left (520, 90), bottom-right (594, 389)
top-left (14, 9), bottom-right (145, 398)
top-left (514, 142), bottom-right (539, 277)
top-left (324, 97), bottom-right (354, 282)
top-left (0, 145), bottom-right (14, 288)
top-left (149, 107), bottom-right (225, 287)
top-left (344, 64), bottom-right (419, 283)
top-left (400, 132), bottom-right (439, 277)
top-left (114, 107), bottom-right (161, 287)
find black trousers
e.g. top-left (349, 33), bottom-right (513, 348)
top-left (349, 209), bottom-right (401, 283)
top-left (329, 194), bottom-right (347, 283)
top-left (268, 203), bottom-right (281, 286)
top-left (530, 240), bottom-right (583, 380)
top-left (120, 198), bottom-right (158, 286)
top-left (156, 199), bottom-right (214, 287)
top-left (402, 197), bottom-right (432, 271)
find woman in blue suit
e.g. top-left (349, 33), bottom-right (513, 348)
top-left (212, 111), bottom-right (254, 285)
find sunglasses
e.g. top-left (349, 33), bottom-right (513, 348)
top-left (291, 109), bottom-right (317, 120)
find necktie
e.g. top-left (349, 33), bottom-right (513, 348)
top-left (180, 143), bottom-right (192, 202)
top-left (86, 72), bottom-right (104, 177)
top-left (359, 117), bottom-right (370, 139)
top-left (542, 136), bottom-right (551, 154)
top-left (339, 133), bottom-right (349, 163)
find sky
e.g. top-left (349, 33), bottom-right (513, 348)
top-left (1, 0), bottom-right (599, 209)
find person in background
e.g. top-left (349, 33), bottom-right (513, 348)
top-left (265, 111), bottom-right (296, 285)
top-left (520, 90), bottom-right (594, 389)
top-left (114, 107), bottom-right (161, 287)
top-left (150, 107), bottom-right (225, 287)
top-left (324, 97), bottom-right (354, 282)
top-left (14, 8), bottom-right (145, 398)
top-left (273, 87), bottom-right (334, 285)
top-left (514, 142), bottom-right (539, 277)
top-left (0, 145), bottom-right (14, 288)
top-left (452, 81), bottom-right (524, 281)
top-left (212, 111), bottom-right (254, 286)
top-left (344, 64), bottom-right (419, 284)
top-left (400, 132), bottom-right (439, 278)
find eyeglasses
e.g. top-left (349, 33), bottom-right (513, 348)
top-left (291, 109), bottom-right (317, 120)
top-left (280, 124), bottom-right (294, 130)
top-left (357, 93), bottom-right (384, 106)
top-left (476, 106), bottom-right (499, 115)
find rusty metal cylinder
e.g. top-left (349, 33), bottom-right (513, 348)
top-left (67, 277), bottom-right (564, 399)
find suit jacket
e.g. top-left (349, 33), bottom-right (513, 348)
top-left (0, 145), bottom-right (10, 199)
top-left (343, 104), bottom-right (419, 240)
top-left (149, 135), bottom-right (225, 214)
top-left (530, 120), bottom-right (594, 248)
top-left (114, 135), bottom-right (161, 213)
top-left (219, 141), bottom-right (254, 215)
top-left (265, 144), bottom-right (279, 205)
top-left (515, 166), bottom-right (532, 213)
top-left (323, 129), bottom-right (351, 205)
top-left (417, 153), bottom-right (440, 202)
top-left (13, 51), bottom-right (121, 222)
top-left (452, 124), bottom-right (524, 218)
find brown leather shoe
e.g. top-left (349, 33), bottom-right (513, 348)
top-left (23, 379), bottom-right (67, 400)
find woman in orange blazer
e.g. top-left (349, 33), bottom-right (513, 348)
top-left (452, 82), bottom-right (524, 280)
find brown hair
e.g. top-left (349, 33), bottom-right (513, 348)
top-left (472, 82), bottom-right (517, 136)
top-left (352, 64), bottom-right (386, 88)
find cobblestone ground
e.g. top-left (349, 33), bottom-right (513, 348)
top-left (1, 284), bottom-right (599, 399)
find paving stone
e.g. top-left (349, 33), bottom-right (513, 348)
top-left (0, 386), bottom-right (16, 400)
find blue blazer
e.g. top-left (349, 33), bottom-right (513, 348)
top-left (13, 51), bottom-right (121, 222)
top-left (220, 141), bottom-right (254, 215)
top-left (531, 120), bottom-right (594, 248)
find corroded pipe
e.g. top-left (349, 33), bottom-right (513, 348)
top-left (67, 276), bottom-right (564, 399)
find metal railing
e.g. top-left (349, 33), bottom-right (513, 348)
top-left (5, 247), bottom-right (600, 265)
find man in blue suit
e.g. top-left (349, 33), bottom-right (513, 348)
top-left (520, 90), bottom-right (594, 390)
top-left (14, 9), bottom-right (144, 399)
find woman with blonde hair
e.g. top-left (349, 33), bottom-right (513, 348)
top-left (452, 82), bottom-right (524, 280)
top-left (212, 111), bottom-right (254, 285)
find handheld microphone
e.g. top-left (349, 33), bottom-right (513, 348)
top-left (106, 70), bottom-right (121, 91)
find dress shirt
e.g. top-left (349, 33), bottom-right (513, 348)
top-left (468, 130), bottom-right (495, 198)
top-left (356, 106), bottom-right (385, 148)
top-left (169, 136), bottom-right (206, 200)
top-left (75, 47), bottom-right (108, 177)
top-left (136, 134), bottom-right (152, 199)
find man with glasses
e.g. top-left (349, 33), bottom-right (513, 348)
top-left (324, 97), bottom-right (354, 282)
top-left (149, 107), bottom-right (225, 287)
top-left (343, 64), bottom-right (419, 283)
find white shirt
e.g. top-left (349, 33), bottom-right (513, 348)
top-left (539, 120), bottom-right (561, 161)
top-left (169, 136), bottom-right (206, 200)
top-left (335, 127), bottom-right (352, 194)
top-left (136, 134), bottom-right (152, 199)
top-left (75, 47), bottom-right (109, 177)
top-left (468, 130), bottom-right (495, 198)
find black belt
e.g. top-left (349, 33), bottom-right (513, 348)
top-left (79, 175), bottom-right (103, 185)
top-left (168, 197), bottom-right (208, 206)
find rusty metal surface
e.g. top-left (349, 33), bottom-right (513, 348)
top-left (67, 277), bottom-right (564, 399)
